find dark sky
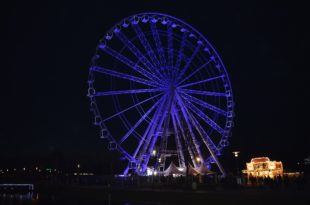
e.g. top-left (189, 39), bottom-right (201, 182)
top-left (1, 0), bottom-right (308, 171)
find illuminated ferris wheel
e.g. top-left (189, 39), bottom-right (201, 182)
top-left (87, 13), bottom-right (234, 176)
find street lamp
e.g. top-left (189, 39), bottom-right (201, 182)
top-left (232, 151), bottom-right (240, 175)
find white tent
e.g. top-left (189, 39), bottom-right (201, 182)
top-left (163, 162), bottom-right (185, 176)
top-left (187, 164), bottom-right (200, 176)
top-left (194, 164), bottom-right (215, 175)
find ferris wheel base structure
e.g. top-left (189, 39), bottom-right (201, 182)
top-left (87, 12), bottom-right (234, 177)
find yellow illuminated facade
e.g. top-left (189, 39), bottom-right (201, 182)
top-left (243, 157), bottom-right (283, 178)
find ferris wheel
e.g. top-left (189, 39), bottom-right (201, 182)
top-left (87, 12), bottom-right (234, 176)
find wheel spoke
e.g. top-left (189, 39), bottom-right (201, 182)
top-left (176, 45), bottom-right (201, 81)
top-left (175, 32), bottom-right (187, 71)
top-left (180, 89), bottom-right (228, 97)
top-left (99, 44), bottom-right (161, 83)
top-left (119, 96), bottom-right (164, 144)
top-left (103, 93), bottom-right (162, 122)
top-left (181, 92), bottom-right (227, 116)
top-left (179, 75), bottom-right (224, 88)
top-left (95, 88), bottom-right (163, 96)
top-left (91, 66), bottom-right (160, 87)
top-left (182, 98), bottom-right (226, 135)
top-left (132, 23), bottom-right (161, 68)
top-left (167, 24), bottom-right (174, 69)
top-left (115, 30), bottom-right (165, 79)
top-left (139, 95), bottom-right (168, 172)
top-left (150, 22), bottom-right (167, 68)
top-left (177, 58), bottom-right (212, 86)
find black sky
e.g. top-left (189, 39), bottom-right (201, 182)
top-left (1, 0), bottom-right (308, 171)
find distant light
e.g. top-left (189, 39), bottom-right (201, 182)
top-left (77, 164), bottom-right (81, 169)
top-left (13, 168), bottom-right (16, 171)
top-left (196, 157), bottom-right (201, 162)
top-left (158, 158), bottom-right (162, 163)
top-left (74, 172), bottom-right (94, 176)
top-left (35, 167), bottom-right (38, 171)
top-left (154, 171), bottom-right (157, 176)
top-left (232, 151), bottom-right (240, 158)
top-left (152, 150), bottom-right (156, 156)
top-left (146, 168), bottom-right (153, 176)
top-left (23, 168), bottom-right (26, 171)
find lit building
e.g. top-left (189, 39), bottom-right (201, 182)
top-left (242, 157), bottom-right (283, 178)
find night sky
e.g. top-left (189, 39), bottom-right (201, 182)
top-left (1, 1), bottom-right (308, 172)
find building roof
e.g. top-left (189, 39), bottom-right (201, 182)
top-left (250, 157), bottom-right (270, 163)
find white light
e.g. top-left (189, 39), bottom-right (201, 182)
top-left (158, 158), bottom-right (161, 163)
top-left (154, 171), bottom-right (157, 176)
top-left (146, 168), bottom-right (153, 176)
top-left (152, 150), bottom-right (156, 156)
top-left (23, 168), bottom-right (26, 171)
top-left (196, 157), bottom-right (201, 162)
top-left (232, 151), bottom-right (240, 158)
top-left (77, 164), bottom-right (81, 169)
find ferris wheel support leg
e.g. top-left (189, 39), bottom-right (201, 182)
top-left (189, 114), bottom-right (219, 157)
top-left (171, 108), bottom-right (186, 168)
top-left (154, 89), bottom-right (176, 171)
top-left (181, 97), bottom-right (226, 176)
top-left (137, 96), bottom-right (168, 174)
top-left (140, 95), bottom-right (172, 173)
top-left (190, 114), bottom-right (226, 176)
top-left (175, 94), bottom-right (204, 167)
top-left (123, 166), bottom-right (129, 176)
top-left (173, 106), bottom-right (197, 168)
